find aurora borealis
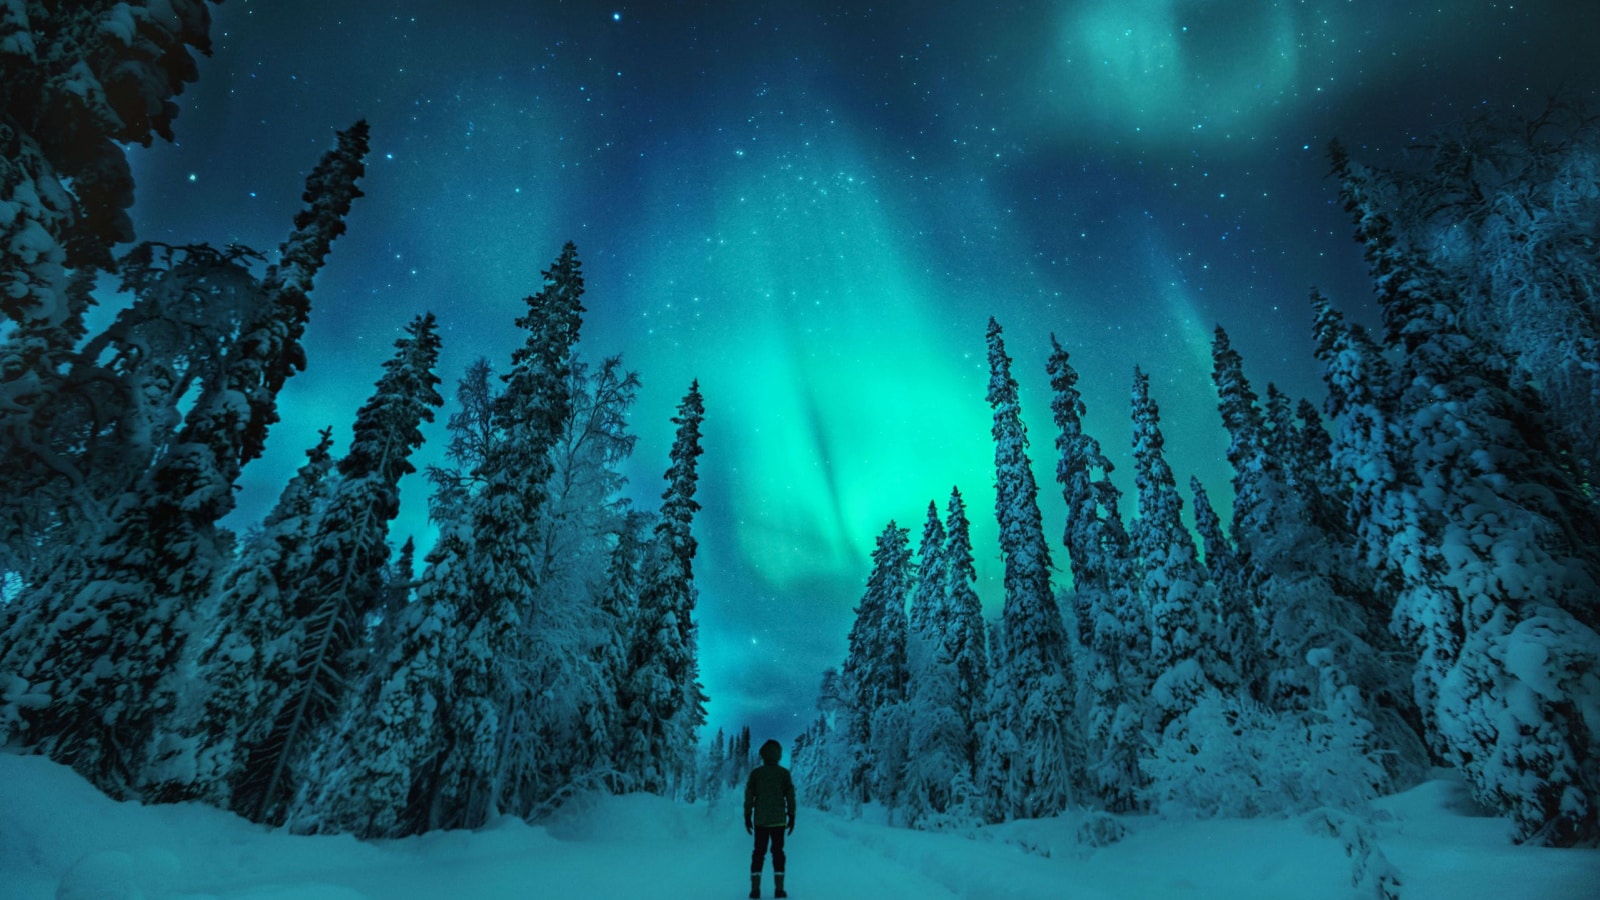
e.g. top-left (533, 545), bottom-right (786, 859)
top-left (124, 0), bottom-right (1599, 741)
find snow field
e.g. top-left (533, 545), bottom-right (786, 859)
top-left (3, 754), bottom-right (1597, 899)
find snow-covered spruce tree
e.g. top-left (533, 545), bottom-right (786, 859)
top-left (902, 636), bottom-right (978, 829)
top-left (701, 727), bottom-right (728, 808)
top-left (907, 501), bottom-right (948, 648)
top-left (0, 3), bottom-right (217, 508)
top-left (1212, 327), bottom-right (1374, 713)
top-left (618, 380), bottom-right (707, 798)
top-left (1307, 291), bottom-right (1429, 775)
top-left (1211, 326), bottom-right (1398, 788)
top-left (941, 488), bottom-right (989, 783)
top-left (159, 427), bottom-right (336, 805)
top-left (1335, 143), bottom-right (1600, 845)
top-left (733, 724), bottom-right (753, 786)
top-left (902, 500), bottom-right (982, 828)
top-left (308, 245), bottom-right (585, 836)
top-left (290, 574), bottom-right (457, 838)
top-left (1047, 336), bottom-right (1142, 811)
top-left (587, 511), bottom-right (648, 793)
top-left (901, 501), bottom-right (949, 820)
top-left (788, 716), bottom-right (830, 809)
top-left (1308, 291), bottom-right (1402, 614)
top-left (244, 121), bottom-right (369, 466)
top-left (1260, 384), bottom-right (1345, 539)
top-left (1188, 476), bottom-right (1259, 694)
top-left (2, 243), bottom-right (265, 587)
top-left (839, 521), bottom-right (912, 810)
top-left (374, 537), bottom-right (417, 640)
top-left (437, 242), bottom-right (587, 829)
top-left (1369, 102), bottom-right (1600, 487)
top-left (1046, 335), bottom-right (1132, 645)
top-left (232, 312), bottom-right (442, 824)
top-left (0, 125), bottom-right (368, 793)
top-left (980, 318), bottom-right (1080, 821)
top-left (1129, 368), bottom-right (1210, 739)
top-left (0, 1), bottom-right (217, 307)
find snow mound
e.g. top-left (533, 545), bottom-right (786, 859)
top-left (542, 790), bottom-right (712, 843)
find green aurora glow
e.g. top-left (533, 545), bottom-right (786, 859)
top-left (124, 0), bottom-right (1600, 739)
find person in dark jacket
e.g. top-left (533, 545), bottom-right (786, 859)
top-left (744, 738), bottom-right (796, 899)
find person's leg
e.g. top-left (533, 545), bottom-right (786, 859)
top-left (771, 828), bottom-right (787, 897)
top-left (770, 828), bottom-right (786, 874)
top-left (751, 827), bottom-right (773, 898)
top-left (751, 826), bottom-right (770, 873)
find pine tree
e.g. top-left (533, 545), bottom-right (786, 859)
top-left (942, 488), bottom-right (989, 782)
top-left (593, 512), bottom-right (648, 790)
top-left (1047, 335), bottom-right (1130, 642)
top-left (234, 312), bottom-right (442, 824)
top-left (167, 427), bottom-right (336, 804)
top-left (1189, 476), bottom-right (1257, 694)
top-left (1211, 326), bottom-right (1380, 722)
top-left (311, 245), bottom-right (585, 835)
top-left (907, 501), bottom-right (948, 647)
top-left (902, 500), bottom-right (975, 827)
top-left (980, 318), bottom-right (1079, 820)
top-left (1334, 143), bottom-right (1600, 844)
top-left (838, 521), bottom-right (912, 809)
top-left (0, 0), bottom-right (215, 337)
top-left (619, 381), bottom-right (708, 796)
top-left (0, 125), bottom-right (368, 794)
top-left (435, 242), bottom-right (587, 828)
top-left (1130, 367), bottom-right (1208, 715)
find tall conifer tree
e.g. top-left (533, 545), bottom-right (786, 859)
top-left (170, 427), bottom-right (335, 804)
top-left (620, 381), bottom-right (708, 796)
top-left (980, 318), bottom-right (1079, 820)
top-left (234, 312), bottom-right (442, 824)
top-left (0, 125), bottom-right (368, 793)
top-left (1128, 367), bottom-right (1212, 785)
top-left (839, 521), bottom-right (912, 807)
top-left (943, 488), bottom-right (989, 781)
top-left (1334, 143), bottom-right (1600, 844)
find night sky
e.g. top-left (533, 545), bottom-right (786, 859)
top-left (123, 1), bottom-right (1600, 743)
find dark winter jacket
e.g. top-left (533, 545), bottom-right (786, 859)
top-left (744, 743), bottom-right (795, 829)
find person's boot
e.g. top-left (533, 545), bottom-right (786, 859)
top-left (774, 873), bottom-right (787, 898)
top-left (749, 873), bottom-right (761, 899)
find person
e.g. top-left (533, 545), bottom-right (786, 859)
top-left (744, 738), bottom-right (795, 899)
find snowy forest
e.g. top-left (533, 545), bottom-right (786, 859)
top-left (790, 107), bottom-right (1600, 852)
top-left (0, 4), bottom-right (710, 839)
top-left (2, 0), bottom-right (1599, 878)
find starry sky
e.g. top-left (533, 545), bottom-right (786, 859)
top-left (124, 0), bottom-right (1599, 744)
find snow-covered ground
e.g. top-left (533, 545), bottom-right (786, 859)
top-left (2, 754), bottom-right (1596, 899)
